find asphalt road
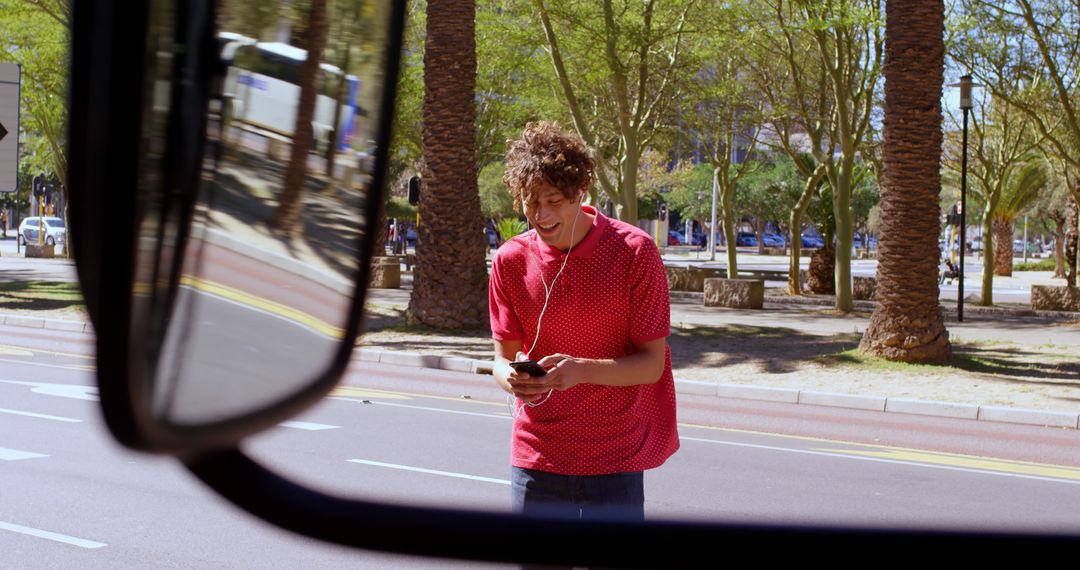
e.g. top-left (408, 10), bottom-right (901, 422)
top-left (3, 325), bottom-right (1080, 567)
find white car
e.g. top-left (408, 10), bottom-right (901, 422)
top-left (19, 216), bottom-right (67, 247)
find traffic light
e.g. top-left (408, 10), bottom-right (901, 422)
top-left (658, 203), bottom-right (668, 222)
top-left (408, 176), bottom-right (421, 205)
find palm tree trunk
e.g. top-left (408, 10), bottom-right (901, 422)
top-left (979, 206), bottom-right (993, 305)
top-left (860, 0), bottom-right (950, 362)
top-left (273, 0), bottom-right (329, 236)
top-left (992, 218), bottom-right (1013, 277)
top-left (406, 0), bottom-right (488, 329)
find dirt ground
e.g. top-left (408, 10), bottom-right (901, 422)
top-left (358, 303), bottom-right (1080, 414)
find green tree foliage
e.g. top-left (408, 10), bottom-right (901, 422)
top-left (0, 0), bottom-right (70, 198)
top-left (531, 0), bottom-right (695, 223)
top-left (478, 161), bottom-right (517, 219)
top-left (636, 149), bottom-right (692, 221)
top-left (736, 156), bottom-right (805, 243)
top-left (665, 163), bottom-right (716, 229)
top-left (390, 0), bottom-right (558, 180)
top-left (495, 217), bottom-right (528, 242)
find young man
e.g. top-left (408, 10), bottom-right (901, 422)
top-left (489, 122), bottom-right (679, 520)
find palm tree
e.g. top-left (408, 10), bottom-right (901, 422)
top-left (980, 162), bottom-right (1045, 285)
top-left (860, 0), bottom-right (951, 362)
top-left (273, 0), bottom-right (329, 236)
top-left (406, 0), bottom-right (489, 328)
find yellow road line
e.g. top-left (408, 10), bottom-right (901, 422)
top-left (679, 423), bottom-right (1080, 480)
top-left (179, 275), bottom-right (344, 339)
top-left (815, 447), bottom-right (1080, 481)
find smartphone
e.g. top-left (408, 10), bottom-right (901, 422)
top-left (509, 360), bottom-right (547, 377)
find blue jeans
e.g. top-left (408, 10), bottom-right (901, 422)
top-left (510, 466), bottom-right (645, 521)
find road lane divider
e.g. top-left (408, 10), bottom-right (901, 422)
top-left (178, 275), bottom-right (344, 339)
top-left (278, 421), bottom-right (339, 431)
top-left (332, 397), bottom-right (511, 419)
top-left (0, 407), bottom-right (80, 423)
top-left (0, 447), bottom-right (49, 461)
top-left (0, 380), bottom-right (98, 401)
top-left (346, 459), bottom-right (510, 485)
top-left (0, 521), bottom-right (107, 549)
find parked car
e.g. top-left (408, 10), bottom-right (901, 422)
top-left (801, 234), bottom-right (824, 248)
top-left (19, 216), bottom-right (67, 247)
top-left (735, 232), bottom-right (757, 247)
top-left (668, 230), bottom-right (685, 246)
top-left (762, 233), bottom-right (785, 248)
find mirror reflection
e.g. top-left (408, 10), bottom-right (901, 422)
top-left (138, 1), bottom-right (393, 426)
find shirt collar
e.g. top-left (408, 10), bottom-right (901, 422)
top-left (531, 205), bottom-right (607, 262)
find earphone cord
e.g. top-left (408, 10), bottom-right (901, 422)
top-left (509, 201), bottom-right (583, 418)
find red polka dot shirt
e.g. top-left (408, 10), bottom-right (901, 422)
top-left (489, 206), bottom-right (680, 476)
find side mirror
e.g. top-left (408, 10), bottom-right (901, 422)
top-left (69, 0), bottom-right (402, 452)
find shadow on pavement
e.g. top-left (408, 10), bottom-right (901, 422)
top-left (204, 148), bottom-right (367, 281)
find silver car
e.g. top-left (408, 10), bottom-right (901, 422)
top-left (19, 216), bottom-right (67, 247)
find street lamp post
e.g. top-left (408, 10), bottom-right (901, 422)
top-left (950, 75), bottom-right (979, 322)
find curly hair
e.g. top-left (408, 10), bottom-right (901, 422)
top-left (503, 122), bottom-right (596, 208)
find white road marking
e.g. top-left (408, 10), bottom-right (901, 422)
top-left (0, 407), bottom-right (80, 423)
top-left (0, 380), bottom-right (98, 401)
top-left (278, 420), bottom-right (339, 431)
top-left (681, 436), bottom-right (1080, 485)
top-left (347, 459), bottom-right (511, 485)
top-left (0, 521), bottom-right (107, 549)
top-left (0, 448), bottom-right (49, 461)
top-left (332, 397), bottom-right (511, 420)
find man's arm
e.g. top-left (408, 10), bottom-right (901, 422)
top-left (536, 337), bottom-right (667, 392)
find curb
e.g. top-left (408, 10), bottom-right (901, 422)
top-left (2, 313), bottom-right (92, 334)
top-left (347, 346), bottom-right (1079, 430)
top-left (5, 314), bottom-right (1078, 430)
top-left (763, 293), bottom-right (1080, 320)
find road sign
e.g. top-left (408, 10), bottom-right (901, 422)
top-left (0, 63), bottom-right (21, 193)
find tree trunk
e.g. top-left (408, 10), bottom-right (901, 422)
top-left (1066, 197), bottom-right (1078, 287)
top-left (807, 243), bottom-right (835, 295)
top-left (325, 34), bottom-right (352, 178)
top-left (788, 164), bottom-right (825, 295)
top-left (860, 0), bottom-right (951, 362)
top-left (1054, 232), bottom-right (1065, 278)
top-left (716, 168), bottom-right (738, 278)
top-left (723, 193), bottom-right (737, 279)
top-left (833, 156), bottom-right (855, 312)
top-left (272, 0), bottom-right (329, 237)
top-left (979, 205), bottom-right (994, 305)
top-left (992, 218), bottom-right (1013, 277)
top-left (406, 0), bottom-right (488, 329)
top-left (756, 217), bottom-right (765, 255)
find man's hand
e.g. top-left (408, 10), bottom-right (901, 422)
top-left (536, 353), bottom-right (586, 392)
top-left (504, 351), bottom-right (547, 402)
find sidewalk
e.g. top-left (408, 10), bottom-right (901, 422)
top-left (2, 237), bottom-right (1078, 430)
